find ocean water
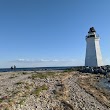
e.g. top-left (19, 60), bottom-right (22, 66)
top-left (98, 78), bottom-right (110, 90)
top-left (0, 66), bottom-right (72, 72)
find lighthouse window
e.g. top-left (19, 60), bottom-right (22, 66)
top-left (90, 35), bottom-right (95, 37)
top-left (87, 35), bottom-right (95, 38)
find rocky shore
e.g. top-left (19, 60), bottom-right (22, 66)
top-left (0, 71), bottom-right (110, 110)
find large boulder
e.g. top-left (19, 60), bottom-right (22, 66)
top-left (106, 72), bottom-right (110, 78)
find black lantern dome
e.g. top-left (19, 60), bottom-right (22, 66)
top-left (88, 27), bottom-right (96, 33)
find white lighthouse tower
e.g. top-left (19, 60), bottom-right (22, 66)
top-left (85, 27), bottom-right (103, 67)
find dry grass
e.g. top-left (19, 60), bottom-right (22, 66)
top-left (77, 74), bottom-right (110, 108)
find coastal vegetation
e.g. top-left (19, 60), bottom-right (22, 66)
top-left (31, 72), bottom-right (56, 79)
top-left (0, 70), bottom-right (110, 109)
top-left (33, 84), bottom-right (48, 96)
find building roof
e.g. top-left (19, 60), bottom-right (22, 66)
top-left (88, 27), bottom-right (96, 33)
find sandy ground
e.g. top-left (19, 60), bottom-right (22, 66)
top-left (0, 71), bottom-right (110, 110)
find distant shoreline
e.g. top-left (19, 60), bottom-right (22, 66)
top-left (0, 66), bottom-right (74, 72)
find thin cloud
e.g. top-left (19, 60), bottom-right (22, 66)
top-left (0, 58), bottom-right (84, 68)
top-left (40, 59), bottom-right (59, 62)
top-left (13, 59), bottom-right (59, 62)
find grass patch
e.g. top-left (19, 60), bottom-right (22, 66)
top-left (31, 72), bottom-right (56, 79)
top-left (15, 81), bottom-right (24, 85)
top-left (41, 84), bottom-right (48, 90)
top-left (63, 69), bottom-right (74, 72)
top-left (32, 74), bottom-right (46, 79)
top-left (33, 84), bottom-right (48, 96)
top-left (24, 85), bottom-right (30, 90)
top-left (9, 76), bottom-right (15, 79)
top-left (9, 74), bottom-right (18, 79)
top-left (19, 99), bottom-right (26, 105)
top-left (63, 67), bottom-right (84, 72)
top-left (0, 98), bottom-right (3, 103)
top-left (9, 76), bottom-right (17, 79)
top-left (0, 96), bottom-right (9, 103)
top-left (5, 108), bottom-right (9, 110)
top-left (10, 90), bottom-right (20, 98)
top-left (17, 72), bottom-right (28, 75)
top-left (22, 72), bottom-right (28, 75)
top-left (33, 87), bottom-right (42, 96)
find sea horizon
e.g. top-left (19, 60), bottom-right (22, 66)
top-left (0, 66), bottom-right (77, 72)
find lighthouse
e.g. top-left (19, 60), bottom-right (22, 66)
top-left (85, 27), bottom-right (103, 67)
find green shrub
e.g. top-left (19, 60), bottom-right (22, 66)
top-left (41, 84), bottom-right (48, 90)
top-left (19, 99), bottom-right (26, 105)
top-left (15, 82), bottom-right (23, 85)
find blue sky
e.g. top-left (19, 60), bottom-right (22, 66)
top-left (0, 0), bottom-right (110, 68)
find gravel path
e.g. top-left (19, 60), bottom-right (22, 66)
top-left (66, 76), bottom-right (109, 110)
